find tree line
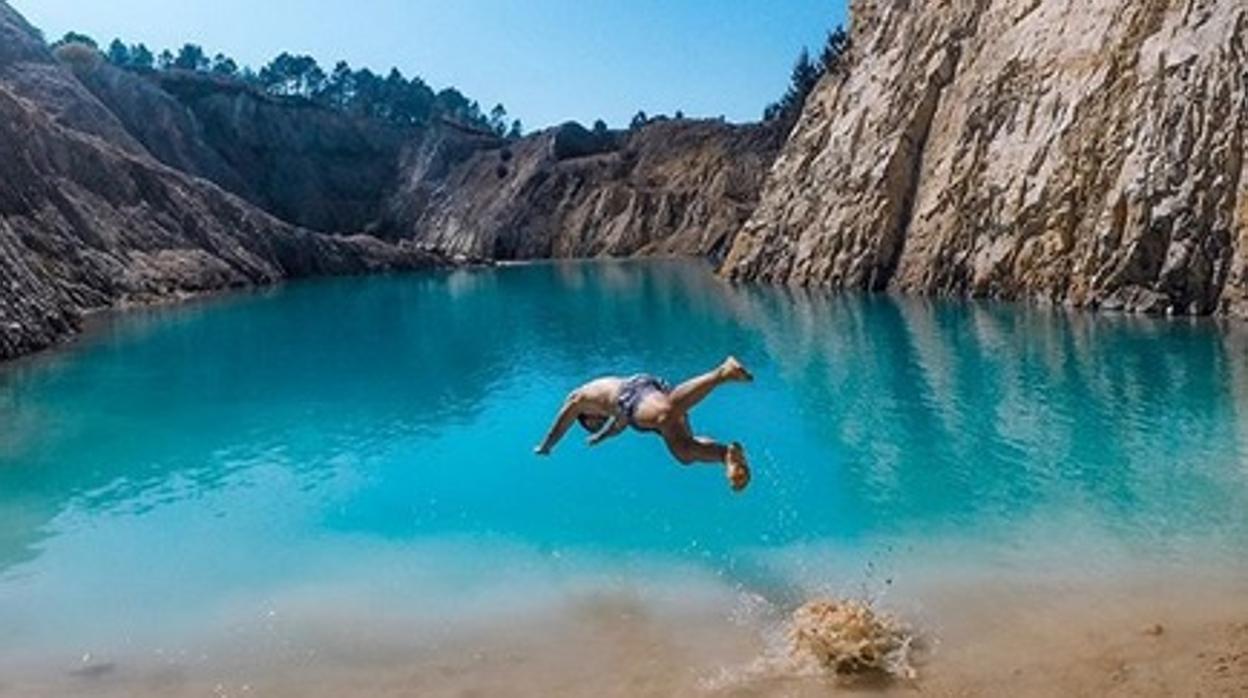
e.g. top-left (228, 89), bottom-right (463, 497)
top-left (49, 23), bottom-right (850, 138)
top-left (764, 25), bottom-right (849, 126)
top-left (50, 32), bottom-right (521, 138)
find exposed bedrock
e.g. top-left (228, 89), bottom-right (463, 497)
top-left (382, 119), bottom-right (785, 260)
top-left (65, 59), bottom-right (410, 234)
top-left (722, 0), bottom-right (1248, 318)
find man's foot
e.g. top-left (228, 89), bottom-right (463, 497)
top-left (721, 356), bottom-right (754, 383)
top-left (534, 444), bottom-right (551, 456)
top-left (726, 442), bottom-right (750, 492)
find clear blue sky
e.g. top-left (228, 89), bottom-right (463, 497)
top-left (10, 0), bottom-right (847, 130)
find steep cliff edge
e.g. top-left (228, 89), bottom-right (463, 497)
top-left (154, 71), bottom-right (410, 233)
top-left (383, 119), bottom-right (783, 259)
top-left (723, 0), bottom-right (1248, 318)
top-left (68, 61), bottom-right (252, 196)
top-left (0, 4), bottom-right (443, 361)
top-left (64, 60), bottom-right (408, 234)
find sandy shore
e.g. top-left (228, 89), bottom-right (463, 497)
top-left (5, 572), bottom-right (1246, 698)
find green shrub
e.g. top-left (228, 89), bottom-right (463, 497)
top-left (52, 42), bottom-right (102, 71)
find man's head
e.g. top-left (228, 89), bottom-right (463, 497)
top-left (577, 413), bottom-right (607, 433)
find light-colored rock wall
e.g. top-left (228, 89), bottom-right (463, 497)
top-left (385, 119), bottom-right (783, 260)
top-left (724, 0), bottom-right (1248, 317)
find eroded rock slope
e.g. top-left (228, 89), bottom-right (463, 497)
top-left (0, 3), bottom-right (441, 360)
top-left (383, 119), bottom-right (783, 260)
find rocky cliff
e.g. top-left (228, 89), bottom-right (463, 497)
top-left (722, 0), bottom-right (1248, 318)
top-left (57, 42), bottom-right (777, 254)
top-left (153, 71), bottom-right (410, 233)
top-left (0, 0), bottom-right (785, 362)
top-left (63, 59), bottom-right (409, 234)
top-left (0, 2), bottom-right (444, 361)
top-left (383, 119), bottom-right (783, 260)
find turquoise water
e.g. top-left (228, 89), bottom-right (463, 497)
top-left (2, 260), bottom-right (1247, 668)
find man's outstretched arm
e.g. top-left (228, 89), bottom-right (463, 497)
top-left (535, 395), bottom-right (581, 455)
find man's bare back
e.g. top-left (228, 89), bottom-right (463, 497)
top-left (534, 357), bottom-right (753, 492)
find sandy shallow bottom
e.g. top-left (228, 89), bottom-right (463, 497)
top-left (5, 572), bottom-right (1247, 698)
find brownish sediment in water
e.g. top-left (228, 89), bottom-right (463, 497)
top-left (785, 598), bottom-right (917, 680)
top-left (5, 575), bottom-right (1247, 698)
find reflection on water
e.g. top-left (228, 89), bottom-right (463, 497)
top-left (727, 286), bottom-right (1248, 546)
top-left (1, 259), bottom-right (1247, 666)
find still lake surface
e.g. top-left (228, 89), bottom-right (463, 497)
top-left (1, 259), bottom-right (1246, 677)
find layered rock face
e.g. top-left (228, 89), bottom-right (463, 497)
top-left (0, 3), bottom-right (442, 360)
top-left (383, 119), bottom-right (783, 259)
top-left (723, 0), bottom-right (1248, 318)
top-left (153, 71), bottom-right (410, 233)
top-left (65, 60), bottom-right (409, 234)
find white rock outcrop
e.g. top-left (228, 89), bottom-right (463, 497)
top-left (723, 0), bottom-right (1248, 317)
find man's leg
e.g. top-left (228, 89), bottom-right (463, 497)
top-left (660, 420), bottom-right (750, 491)
top-left (667, 356), bottom-right (753, 414)
top-left (662, 427), bottom-right (728, 465)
